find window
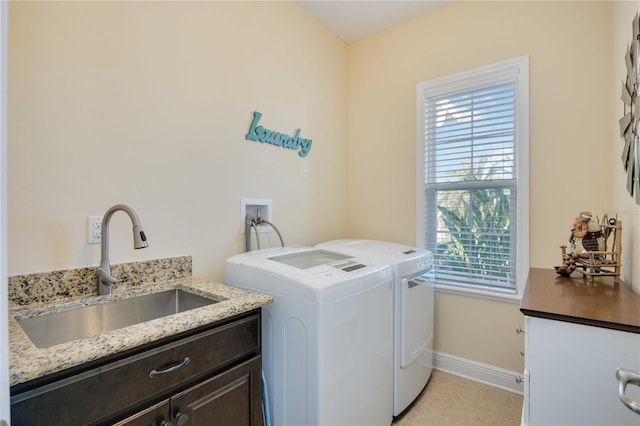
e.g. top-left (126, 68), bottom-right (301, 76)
top-left (417, 57), bottom-right (529, 298)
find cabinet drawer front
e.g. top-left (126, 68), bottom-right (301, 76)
top-left (11, 313), bottom-right (260, 426)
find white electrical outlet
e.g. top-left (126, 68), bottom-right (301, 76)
top-left (88, 216), bottom-right (103, 244)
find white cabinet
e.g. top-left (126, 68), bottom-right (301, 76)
top-left (523, 316), bottom-right (640, 426)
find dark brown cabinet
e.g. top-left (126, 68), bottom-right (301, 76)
top-left (171, 356), bottom-right (262, 426)
top-left (113, 400), bottom-right (171, 426)
top-left (11, 310), bottom-right (263, 426)
top-left (115, 357), bottom-right (261, 426)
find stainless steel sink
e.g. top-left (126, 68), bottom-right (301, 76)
top-left (17, 289), bottom-right (218, 348)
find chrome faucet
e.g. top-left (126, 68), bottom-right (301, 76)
top-left (96, 204), bottom-right (148, 295)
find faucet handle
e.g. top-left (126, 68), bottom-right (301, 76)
top-left (96, 267), bottom-right (117, 284)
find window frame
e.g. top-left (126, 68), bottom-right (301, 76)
top-left (416, 56), bottom-right (530, 301)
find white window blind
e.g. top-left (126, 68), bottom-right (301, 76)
top-left (418, 57), bottom-right (529, 295)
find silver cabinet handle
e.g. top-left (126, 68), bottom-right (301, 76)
top-left (149, 357), bottom-right (190, 378)
top-left (515, 326), bottom-right (525, 334)
top-left (616, 368), bottom-right (640, 414)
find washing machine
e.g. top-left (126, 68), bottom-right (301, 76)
top-left (316, 239), bottom-right (434, 417)
top-left (225, 246), bottom-right (393, 426)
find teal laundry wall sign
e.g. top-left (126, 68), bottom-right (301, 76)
top-left (245, 111), bottom-right (312, 157)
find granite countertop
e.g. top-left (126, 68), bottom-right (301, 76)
top-left (8, 257), bottom-right (273, 387)
top-left (520, 268), bottom-right (640, 334)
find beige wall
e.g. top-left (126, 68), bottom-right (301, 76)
top-left (8, 0), bottom-right (638, 375)
top-left (346, 1), bottom-right (621, 372)
top-left (612, 1), bottom-right (640, 294)
top-left (8, 1), bottom-right (348, 281)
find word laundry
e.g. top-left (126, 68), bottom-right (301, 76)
top-left (245, 111), bottom-right (312, 157)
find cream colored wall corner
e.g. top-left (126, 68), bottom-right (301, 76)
top-left (346, 1), bottom-right (615, 371)
top-left (7, 1), bottom-right (348, 281)
top-left (612, 1), bottom-right (640, 294)
top-left (8, 0), bottom-right (633, 382)
top-left (435, 293), bottom-right (525, 373)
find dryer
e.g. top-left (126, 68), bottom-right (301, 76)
top-left (225, 246), bottom-right (393, 426)
top-left (316, 240), bottom-right (434, 417)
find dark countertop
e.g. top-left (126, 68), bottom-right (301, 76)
top-left (520, 268), bottom-right (640, 334)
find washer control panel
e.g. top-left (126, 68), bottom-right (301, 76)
top-left (333, 260), bottom-right (367, 273)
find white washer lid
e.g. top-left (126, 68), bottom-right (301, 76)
top-left (269, 249), bottom-right (352, 269)
top-left (225, 246), bottom-right (393, 303)
top-left (316, 239), bottom-right (433, 276)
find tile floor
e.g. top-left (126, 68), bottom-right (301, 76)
top-left (392, 370), bottom-right (523, 426)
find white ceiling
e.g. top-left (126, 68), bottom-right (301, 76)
top-left (294, 1), bottom-right (452, 44)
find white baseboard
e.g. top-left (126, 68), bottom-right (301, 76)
top-left (433, 351), bottom-right (524, 395)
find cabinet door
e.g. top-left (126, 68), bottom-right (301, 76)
top-left (526, 316), bottom-right (640, 426)
top-left (171, 356), bottom-right (262, 426)
top-left (112, 399), bottom-right (171, 426)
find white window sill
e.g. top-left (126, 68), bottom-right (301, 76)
top-left (434, 281), bottom-right (522, 303)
